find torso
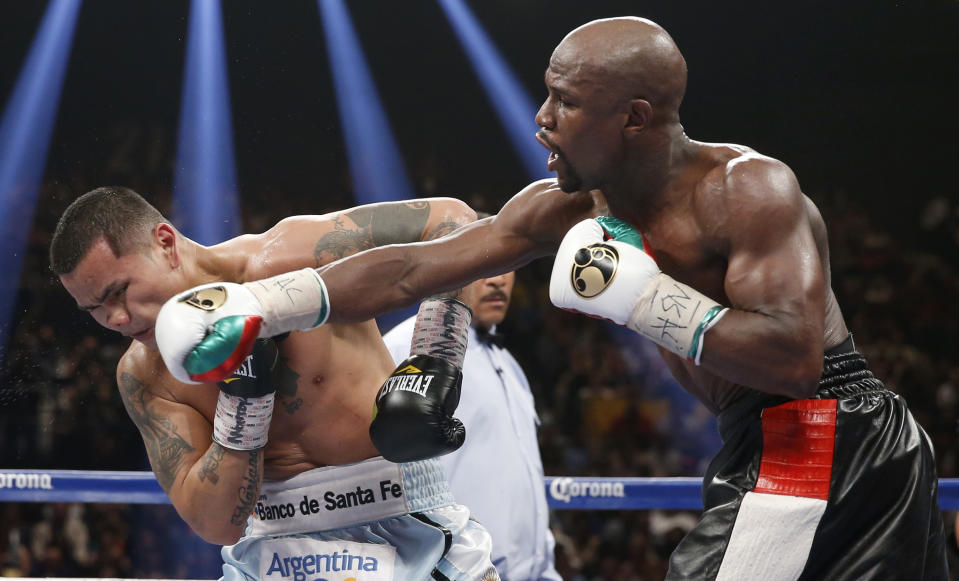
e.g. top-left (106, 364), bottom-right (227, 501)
top-left (614, 143), bottom-right (848, 412)
top-left (126, 321), bottom-right (391, 481)
top-left (119, 203), bottom-right (470, 481)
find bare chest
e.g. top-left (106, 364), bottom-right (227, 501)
top-left (179, 322), bottom-right (396, 478)
top-left (638, 217), bottom-right (746, 411)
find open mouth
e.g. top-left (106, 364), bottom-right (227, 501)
top-left (535, 131), bottom-right (562, 172)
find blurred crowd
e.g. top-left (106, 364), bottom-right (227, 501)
top-left (1, 123), bottom-right (958, 580)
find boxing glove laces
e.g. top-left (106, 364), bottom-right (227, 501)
top-left (549, 217), bottom-right (728, 365)
top-left (156, 268), bottom-right (329, 384)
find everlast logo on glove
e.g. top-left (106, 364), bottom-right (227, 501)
top-left (377, 364), bottom-right (436, 399)
top-left (369, 353), bottom-right (466, 463)
top-left (571, 243), bottom-right (620, 298)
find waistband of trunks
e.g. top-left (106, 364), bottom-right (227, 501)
top-left (246, 456), bottom-right (454, 537)
top-left (717, 335), bottom-right (888, 440)
top-left (814, 334), bottom-right (887, 399)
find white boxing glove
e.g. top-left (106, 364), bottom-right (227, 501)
top-left (549, 217), bottom-right (660, 325)
top-left (156, 268), bottom-right (329, 384)
top-left (550, 217), bottom-right (728, 365)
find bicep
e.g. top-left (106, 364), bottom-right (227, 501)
top-left (117, 371), bottom-right (211, 493)
top-left (253, 199), bottom-right (475, 273)
top-left (721, 168), bottom-right (825, 321)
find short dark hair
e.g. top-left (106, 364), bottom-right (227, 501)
top-left (49, 186), bottom-right (168, 275)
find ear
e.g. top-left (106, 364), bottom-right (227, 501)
top-left (154, 223), bottom-right (180, 269)
top-left (624, 98), bottom-right (652, 136)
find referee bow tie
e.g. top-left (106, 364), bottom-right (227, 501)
top-left (477, 327), bottom-right (506, 348)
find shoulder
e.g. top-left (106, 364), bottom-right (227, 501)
top-left (116, 342), bottom-right (178, 400)
top-left (705, 150), bottom-right (801, 207)
top-left (695, 150), bottom-right (804, 232)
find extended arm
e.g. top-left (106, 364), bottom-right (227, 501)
top-left (240, 197), bottom-right (477, 277)
top-left (155, 180), bottom-right (602, 383)
top-left (318, 180), bottom-right (595, 322)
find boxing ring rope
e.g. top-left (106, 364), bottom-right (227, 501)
top-left (3, 470), bottom-right (959, 510)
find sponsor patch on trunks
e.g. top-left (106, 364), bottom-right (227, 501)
top-left (259, 537), bottom-right (396, 581)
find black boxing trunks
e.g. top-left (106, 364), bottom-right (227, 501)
top-left (666, 335), bottom-right (948, 580)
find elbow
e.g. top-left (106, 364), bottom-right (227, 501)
top-left (173, 498), bottom-right (245, 545)
top-left (779, 345), bottom-right (824, 400)
top-left (190, 519), bottom-right (243, 546)
top-left (438, 197), bottom-right (478, 227)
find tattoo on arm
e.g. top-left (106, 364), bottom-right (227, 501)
top-left (198, 443), bottom-right (226, 484)
top-left (422, 219), bottom-right (461, 241)
top-left (118, 372), bottom-right (195, 492)
top-left (313, 202), bottom-right (432, 265)
top-left (231, 449), bottom-right (262, 526)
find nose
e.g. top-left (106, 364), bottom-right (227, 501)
top-left (484, 274), bottom-right (508, 288)
top-left (105, 305), bottom-right (131, 330)
top-left (535, 97), bottom-right (553, 130)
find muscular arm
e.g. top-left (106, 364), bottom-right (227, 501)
top-left (239, 197), bottom-right (477, 279)
top-left (697, 157), bottom-right (826, 398)
top-left (117, 355), bottom-right (259, 544)
top-left (318, 180), bottom-right (602, 322)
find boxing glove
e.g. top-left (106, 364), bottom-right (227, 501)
top-left (213, 338), bottom-right (279, 450)
top-left (370, 297), bottom-right (471, 463)
top-left (156, 268), bottom-right (329, 384)
top-left (550, 217), bottom-right (727, 364)
top-left (370, 354), bottom-right (466, 463)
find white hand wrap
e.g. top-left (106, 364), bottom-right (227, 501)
top-left (627, 274), bottom-right (728, 365)
top-left (212, 391), bottom-right (275, 450)
top-left (243, 268), bottom-right (330, 337)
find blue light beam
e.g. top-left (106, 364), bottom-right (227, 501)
top-left (172, 0), bottom-right (241, 245)
top-left (437, 0), bottom-right (550, 181)
top-left (318, 0), bottom-right (415, 204)
top-left (0, 0), bottom-right (83, 363)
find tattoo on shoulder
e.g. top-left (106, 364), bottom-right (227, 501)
top-left (118, 371), bottom-right (195, 492)
top-left (313, 201), bottom-right (431, 265)
top-left (231, 449), bottom-right (262, 526)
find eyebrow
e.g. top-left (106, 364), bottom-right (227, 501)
top-left (78, 281), bottom-right (122, 311)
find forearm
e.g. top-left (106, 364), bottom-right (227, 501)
top-left (168, 443), bottom-right (263, 545)
top-left (319, 244), bottom-right (479, 323)
top-left (697, 309), bottom-right (824, 398)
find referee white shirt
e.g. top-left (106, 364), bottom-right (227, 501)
top-left (383, 286), bottom-right (560, 581)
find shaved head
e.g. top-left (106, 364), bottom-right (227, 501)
top-left (552, 17), bottom-right (687, 116)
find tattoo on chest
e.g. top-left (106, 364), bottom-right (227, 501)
top-left (313, 202), bottom-right (431, 265)
top-left (119, 372), bottom-right (195, 492)
top-left (272, 352), bottom-right (303, 415)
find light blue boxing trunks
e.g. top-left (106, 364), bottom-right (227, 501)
top-left (220, 456), bottom-right (499, 581)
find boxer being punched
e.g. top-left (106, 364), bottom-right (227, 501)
top-left (166, 17), bottom-right (947, 579)
top-left (50, 187), bottom-right (499, 580)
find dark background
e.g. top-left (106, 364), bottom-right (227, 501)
top-left (2, 0), bottom-right (956, 225)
